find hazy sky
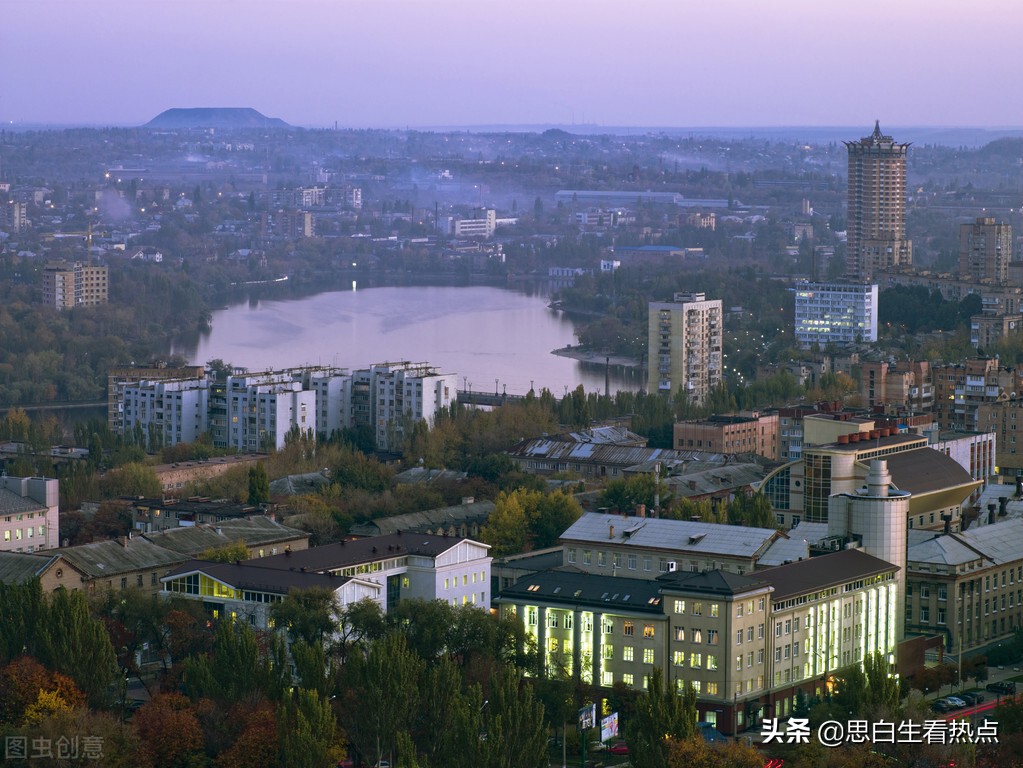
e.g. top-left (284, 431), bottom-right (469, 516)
top-left (5, 0), bottom-right (1022, 128)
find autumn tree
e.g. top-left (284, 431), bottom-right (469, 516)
top-left (133, 693), bottom-right (205, 768)
top-left (99, 462), bottom-right (162, 498)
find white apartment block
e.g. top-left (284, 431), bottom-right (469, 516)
top-left (122, 377), bottom-right (211, 450)
top-left (225, 372), bottom-right (316, 451)
top-left (647, 292), bottom-right (723, 404)
top-left (0, 477), bottom-right (59, 553)
top-left (370, 363), bottom-right (457, 451)
top-left (793, 281), bottom-right (878, 347)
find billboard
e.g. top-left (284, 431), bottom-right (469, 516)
top-left (578, 703), bottom-right (596, 730)
top-left (600, 712), bottom-right (619, 742)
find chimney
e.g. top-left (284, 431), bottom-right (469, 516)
top-left (1000, 497), bottom-right (1009, 516)
top-left (688, 480), bottom-right (697, 491)
top-left (988, 503), bottom-right (997, 525)
top-left (121, 535), bottom-right (129, 548)
top-left (609, 525), bottom-right (615, 539)
top-left (636, 504), bottom-right (646, 518)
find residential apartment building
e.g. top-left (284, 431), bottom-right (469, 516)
top-left (860, 360), bottom-right (933, 411)
top-left (224, 372), bottom-right (316, 451)
top-left (980, 400), bottom-right (1023, 476)
top-left (793, 281), bottom-right (878, 346)
top-left (960, 217), bottom-right (1012, 283)
top-left (845, 122), bottom-right (912, 280)
top-left (647, 292), bottom-right (723, 405)
top-left (0, 476), bottom-right (59, 553)
top-left (121, 377), bottom-right (211, 450)
top-left (674, 413), bottom-right (779, 461)
top-left (971, 313), bottom-right (1021, 350)
top-left (108, 365), bottom-right (206, 434)
top-left (932, 358), bottom-right (1022, 432)
top-left (40, 262), bottom-right (109, 309)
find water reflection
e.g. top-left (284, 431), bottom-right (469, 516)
top-left (172, 284), bottom-right (642, 396)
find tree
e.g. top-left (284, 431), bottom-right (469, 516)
top-left (476, 666), bottom-right (548, 768)
top-left (277, 688), bottom-right (343, 768)
top-left (480, 489), bottom-right (530, 556)
top-left (199, 540), bottom-right (251, 564)
top-left (99, 462), bottom-right (161, 498)
top-left (270, 586), bottom-right (339, 646)
top-left (133, 693), bottom-right (204, 768)
top-left (531, 490), bottom-right (582, 549)
top-left (628, 669), bottom-right (697, 768)
top-left (248, 462), bottom-right (270, 505)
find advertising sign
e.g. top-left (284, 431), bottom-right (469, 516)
top-left (600, 712), bottom-right (619, 742)
top-left (578, 703), bottom-right (596, 730)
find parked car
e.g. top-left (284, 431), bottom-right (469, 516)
top-left (945, 696), bottom-right (967, 708)
top-left (931, 699), bottom-right (952, 713)
top-left (608, 741), bottom-right (629, 755)
top-left (588, 741), bottom-right (607, 752)
top-left (987, 681), bottom-right (1017, 695)
top-left (961, 692), bottom-right (985, 705)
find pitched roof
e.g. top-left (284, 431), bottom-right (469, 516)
top-left (908, 519), bottom-right (1023, 568)
top-left (348, 501), bottom-right (495, 537)
top-left (657, 569), bottom-right (771, 597)
top-left (755, 549), bottom-right (899, 601)
top-left (0, 488), bottom-right (45, 516)
top-left (0, 552), bottom-right (59, 584)
top-left (163, 559), bottom-right (350, 594)
top-left (251, 533), bottom-right (483, 574)
top-left (142, 517), bottom-right (308, 556)
top-left (56, 536), bottom-right (187, 578)
top-left (496, 568), bottom-right (665, 614)
top-left (560, 513), bottom-right (780, 561)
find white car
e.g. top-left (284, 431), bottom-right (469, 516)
top-left (945, 696), bottom-right (966, 708)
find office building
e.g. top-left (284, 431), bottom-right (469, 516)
top-left (648, 292), bottom-right (723, 405)
top-left (845, 122), bottom-right (912, 280)
top-left (960, 217), bottom-right (1012, 284)
top-left (793, 281), bottom-right (878, 347)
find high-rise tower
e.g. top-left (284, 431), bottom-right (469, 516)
top-left (845, 122), bottom-right (912, 281)
top-left (647, 292), bottom-right (722, 404)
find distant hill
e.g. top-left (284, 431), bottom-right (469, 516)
top-left (144, 108), bottom-right (289, 129)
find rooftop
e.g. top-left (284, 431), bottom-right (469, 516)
top-left (142, 517), bottom-right (308, 557)
top-left (163, 559), bottom-right (351, 594)
top-left (756, 549), bottom-right (899, 601)
top-left (51, 535), bottom-right (187, 578)
top-left (0, 489), bottom-right (46, 516)
top-left (560, 512), bottom-right (781, 560)
top-left (657, 569), bottom-right (772, 597)
top-left (886, 448), bottom-right (977, 496)
top-left (250, 532), bottom-right (484, 574)
top-left (0, 552), bottom-right (59, 584)
top-left (349, 500), bottom-right (495, 537)
top-left (496, 568), bottom-right (665, 614)
top-left (909, 518), bottom-right (1023, 568)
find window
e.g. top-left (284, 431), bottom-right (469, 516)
top-left (613, 553), bottom-right (622, 569)
top-left (758, 623), bottom-right (765, 639)
top-left (737, 603), bottom-right (744, 618)
top-left (784, 619), bottom-right (791, 634)
top-left (921, 606), bottom-right (930, 623)
top-left (120, 577), bottom-right (127, 589)
top-left (707, 682), bottom-right (719, 695)
top-left (603, 645), bottom-right (614, 660)
top-left (643, 556), bottom-right (652, 571)
top-left (693, 602), bottom-right (703, 616)
top-left (758, 598), bottom-right (765, 611)
top-left (736, 629), bottom-right (744, 645)
top-left (598, 552), bottom-right (606, 567)
top-left (602, 671), bottom-right (613, 686)
top-left (692, 629), bottom-right (703, 644)
top-left (747, 627), bottom-right (754, 642)
top-left (938, 608), bottom-right (946, 624)
top-left (547, 612), bottom-right (559, 629)
top-left (675, 627), bottom-right (685, 641)
top-left (757, 649), bottom-right (764, 664)
top-left (567, 548), bottom-right (576, 564)
top-left (938, 586), bottom-right (947, 601)
top-left (623, 673), bottom-right (634, 686)
top-left (710, 603), bottom-right (720, 618)
top-left (736, 655), bottom-right (743, 671)
top-left (674, 600), bottom-right (686, 615)
top-left (643, 648), bottom-right (655, 664)
top-left (707, 654), bottom-right (718, 670)
top-left (528, 608), bottom-right (538, 626)
top-left (136, 574), bottom-right (143, 588)
top-left (673, 650), bottom-right (685, 666)
top-left (603, 619), bottom-right (614, 634)
top-left (775, 647), bottom-right (782, 662)
top-left (643, 624), bottom-right (655, 638)
top-left (583, 550), bottom-right (592, 565)
top-left (623, 646), bottom-right (634, 662)
top-left (624, 621), bottom-right (634, 636)
top-left (628, 554), bottom-right (637, 570)
top-left (548, 638), bottom-right (559, 653)
top-left (775, 622), bottom-right (782, 637)
top-left (747, 651), bottom-right (754, 668)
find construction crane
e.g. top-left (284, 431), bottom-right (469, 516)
top-left (44, 223), bottom-right (108, 265)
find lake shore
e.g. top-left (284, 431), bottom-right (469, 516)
top-left (552, 346), bottom-right (643, 371)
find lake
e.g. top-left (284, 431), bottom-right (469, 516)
top-left (170, 284), bottom-right (644, 397)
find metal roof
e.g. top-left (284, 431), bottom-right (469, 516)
top-left (163, 559), bottom-right (351, 594)
top-left (349, 501), bottom-right (495, 537)
top-left (757, 549), bottom-right (899, 601)
top-left (142, 517), bottom-right (308, 556)
top-left (560, 512), bottom-right (780, 560)
top-left (0, 489), bottom-right (46, 516)
top-left (57, 536), bottom-right (187, 578)
top-left (886, 448), bottom-right (976, 496)
top-left (496, 569), bottom-right (665, 614)
top-left (909, 519), bottom-right (1023, 568)
top-left (0, 552), bottom-right (58, 584)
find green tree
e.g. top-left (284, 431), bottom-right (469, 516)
top-left (480, 489), bottom-right (531, 556)
top-left (198, 540), bottom-right (251, 564)
top-left (270, 586), bottom-right (338, 646)
top-left (628, 669), bottom-right (697, 768)
top-left (99, 462), bottom-right (161, 498)
top-left (531, 490), bottom-right (582, 549)
top-left (248, 462), bottom-right (270, 505)
top-left (277, 688), bottom-right (343, 768)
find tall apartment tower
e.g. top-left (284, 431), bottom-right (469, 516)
top-left (960, 217), bottom-right (1012, 283)
top-left (647, 292), bottom-right (722, 405)
top-left (845, 122), bottom-right (912, 281)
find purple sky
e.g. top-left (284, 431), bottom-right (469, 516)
top-left (5, 0), bottom-right (1022, 128)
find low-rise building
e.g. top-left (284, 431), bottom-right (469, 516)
top-left (0, 476), bottom-right (58, 553)
top-left (674, 413), bottom-right (779, 461)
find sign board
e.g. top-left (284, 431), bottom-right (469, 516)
top-left (600, 712), bottom-right (619, 742)
top-left (578, 703), bottom-right (596, 731)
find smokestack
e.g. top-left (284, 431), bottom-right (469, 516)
top-left (866, 460), bottom-right (891, 497)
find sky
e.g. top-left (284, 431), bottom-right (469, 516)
top-left (5, 0), bottom-right (1023, 129)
